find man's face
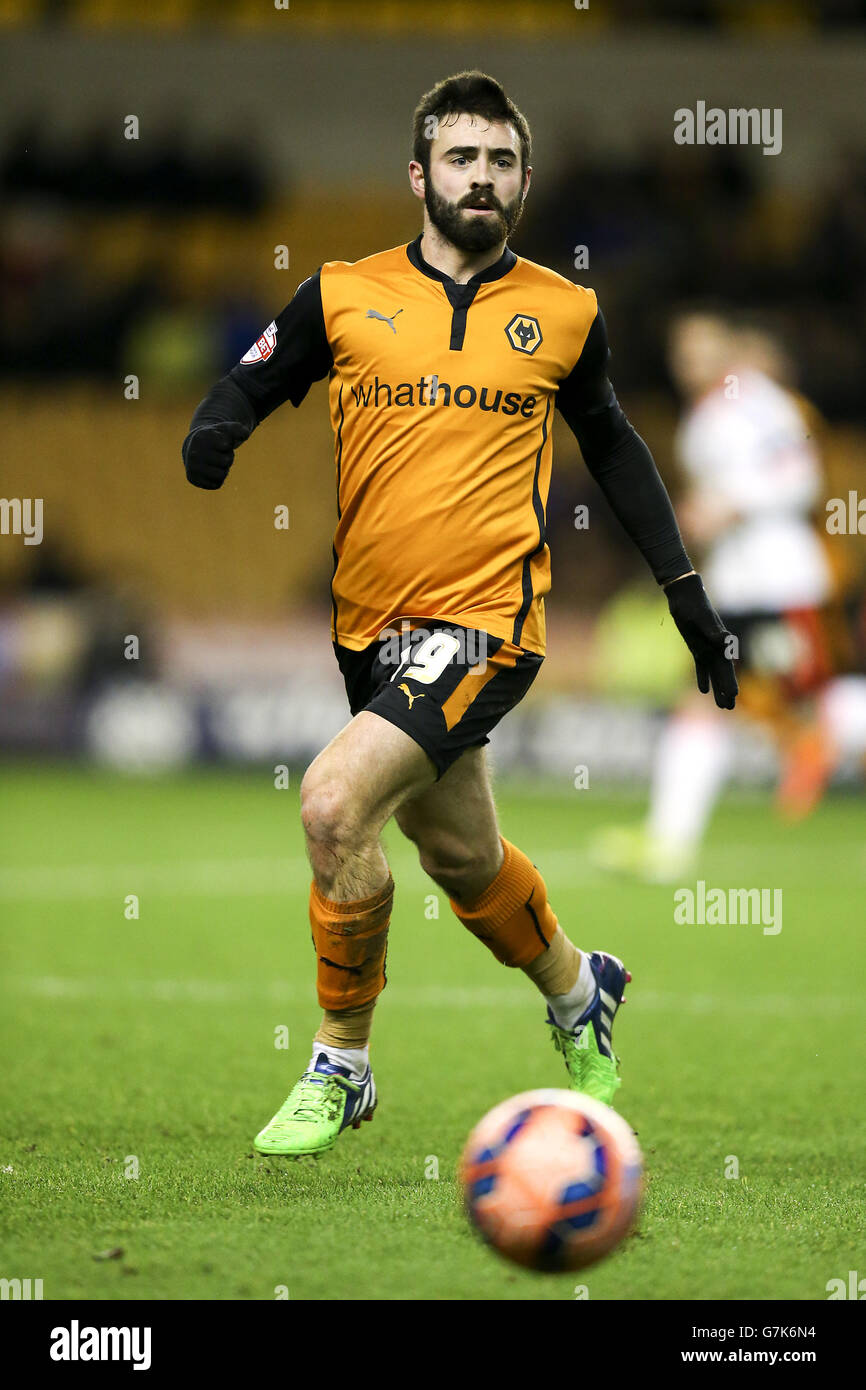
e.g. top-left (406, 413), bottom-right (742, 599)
top-left (416, 111), bottom-right (529, 252)
top-left (667, 315), bottom-right (736, 398)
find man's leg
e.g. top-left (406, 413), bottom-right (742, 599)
top-left (300, 708), bottom-right (437, 1054)
top-left (591, 688), bottom-right (732, 883)
top-left (301, 707), bottom-right (436, 897)
top-left (646, 692), bottom-right (732, 868)
top-left (393, 745), bottom-right (504, 902)
top-left (253, 710), bottom-right (437, 1157)
top-left (394, 747), bottom-right (596, 1027)
top-left (394, 745), bottom-right (631, 1105)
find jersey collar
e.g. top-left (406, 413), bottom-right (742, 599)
top-left (406, 233), bottom-right (517, 287)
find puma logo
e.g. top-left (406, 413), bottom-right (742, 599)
top-left (367, 308), bottom-right (403, 334)
top-left (398, 683), bottom-right (425, 709)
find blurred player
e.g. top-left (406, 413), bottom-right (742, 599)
top-left (595, 309), bottom-right (866, 882)
top-left (182, 73), bottom-right (736, 1158)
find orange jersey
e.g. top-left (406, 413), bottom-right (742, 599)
top-left (317, 240), bottom-right (597, 655)
top-left (225, 235), bottom-right (661, 656)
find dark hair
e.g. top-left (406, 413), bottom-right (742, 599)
top-left (412, 71), bottom-right (531, 179)
top-left (668, 298), bottom-right (736, 329)
top-left (668, 301), bottom-right (784, 341)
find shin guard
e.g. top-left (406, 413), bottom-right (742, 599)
top-left (310, 875), bottom-right (393, 1010)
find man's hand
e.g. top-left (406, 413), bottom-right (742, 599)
top-left (664, 572), bottom-right (738, 710)
top-left (182, 421), bottom-right (251, 490)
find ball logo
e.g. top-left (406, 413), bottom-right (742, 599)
top-left (241, 321), bottom-right (278, 364)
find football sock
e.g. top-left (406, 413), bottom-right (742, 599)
top-left (647, 712), bottom-right (731, 854)
top-left (314, 999), bottom-right (376, 1051)
top-left (536, 940), bottom-right (597, 1031)
top-left (309, 1040), bottom-right (370, 1080)
top-left (449, 837), bottom-right (555, 968)
top-left (309, 874), bottom-right (393, 1010)
top-left (522, 924), bottom-right (581, 996)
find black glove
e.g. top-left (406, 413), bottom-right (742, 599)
top-left (665, 572), bottom-right (738, 710)
top-left (182, 421), bottom-right (250, 490)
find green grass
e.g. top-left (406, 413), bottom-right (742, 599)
top-left (1, 763), bottom-right (864, 1300)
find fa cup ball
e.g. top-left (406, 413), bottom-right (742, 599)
top-left (459, 1089), bottom-right (643, 1272)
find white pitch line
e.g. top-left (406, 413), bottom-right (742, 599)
top-left (2, 975), bottom-right (862, 1018)
top-left (0, 842), bottom-right (860, 901)
top-left (0, 857), bottom-right (306, 899)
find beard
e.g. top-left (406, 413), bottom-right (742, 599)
top-left (424, 177), bottom-right (525, 253)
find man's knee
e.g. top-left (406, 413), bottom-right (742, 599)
top-left (300, 770), bottom-right (359, 851)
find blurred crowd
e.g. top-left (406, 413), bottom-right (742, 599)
top-left (522, 138), bottom-right (866, 423)
top-left (2, 113), bottom-right (270, 214)
top-left (0, 114), bottom-right (274, 383)
top-left (2, 59), bottom-right (866, 774)
top-left (4, 108), bottom-right (865, 623)
top-left (2, 113), bottom-right (865, 427)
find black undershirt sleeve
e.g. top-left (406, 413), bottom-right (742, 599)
top-left (185, 269), bottom-right (333, 439)
top-left (555, 308), bottom-right (693, 586)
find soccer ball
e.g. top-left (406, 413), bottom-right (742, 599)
top-left (458, 1088), bottom-right (643, 1273)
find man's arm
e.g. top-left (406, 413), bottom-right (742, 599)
top-left (182, 269), bottom-right (333, 490)
top-left (556, 308), bottom-right (738, 710)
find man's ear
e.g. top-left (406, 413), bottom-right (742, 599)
top-left (408, 160), bottom-right (426, 200)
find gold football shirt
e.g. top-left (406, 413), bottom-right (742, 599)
top-left (230, 235), bottom-right (611, 657)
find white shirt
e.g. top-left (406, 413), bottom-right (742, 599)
top-left (676, 368), bottom-right (831, 612)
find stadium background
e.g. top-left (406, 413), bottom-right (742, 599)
top-left (2, 0), bottom-right (866, 1306)
top-left (2, 0), bottom-right (865, 781)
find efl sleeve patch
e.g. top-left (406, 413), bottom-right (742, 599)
top-left (240, 321), bottom-right (278, 364)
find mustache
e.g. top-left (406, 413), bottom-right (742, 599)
top-left (460, 194), bottom-right (502, 212)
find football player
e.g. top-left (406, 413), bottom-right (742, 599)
top-left (182, 72), bottom-right (736, 1157)
top-left (595, 309), bottom-right (864, 882)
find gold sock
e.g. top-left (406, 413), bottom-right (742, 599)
top-left (522, 926), bottom-right (582, 996)
top-left (314, 999), bottom-right (377, 1050)
top-left (450, 837), bottom-right (557, 968)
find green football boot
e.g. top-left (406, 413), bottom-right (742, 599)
top-left (254, 1052), bottom-right (377, 1158)
top-left (548, 951), bottom-right (631, 1107)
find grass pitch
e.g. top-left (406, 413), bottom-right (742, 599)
top-left (1, 764), bottom-right (863, 1301)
